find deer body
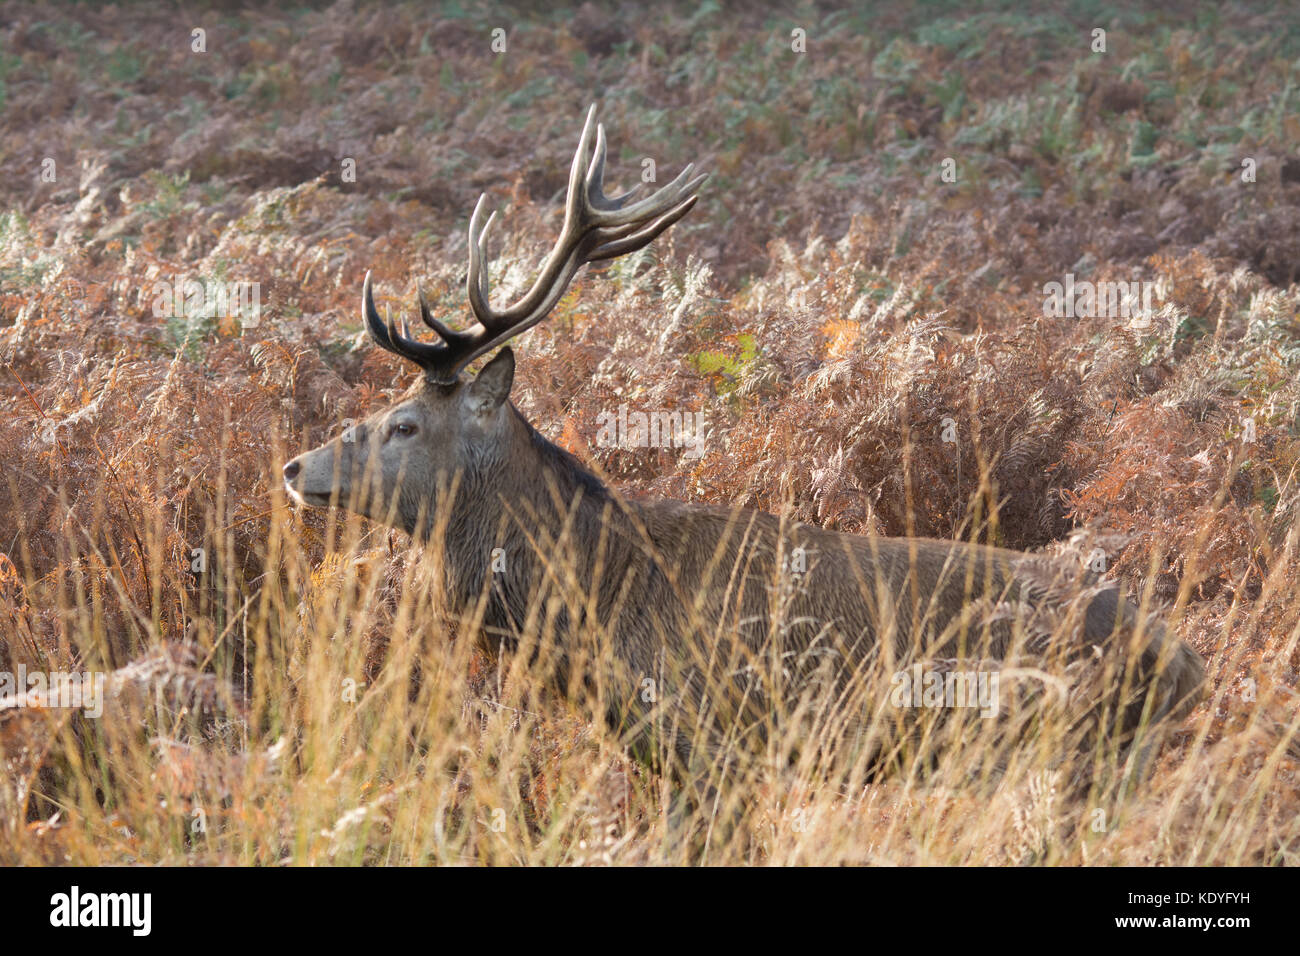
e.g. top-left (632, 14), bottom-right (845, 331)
top-left (284, 107), bottom-right (1203, 788)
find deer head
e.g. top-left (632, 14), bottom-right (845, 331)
top-left (282, 106), bottom-right (706, 535)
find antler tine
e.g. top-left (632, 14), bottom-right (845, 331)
top-left (585, 120), bottom-right (645, 212)
top-left (363, 272), bottom-right (396, 350)
top-left (466, 194), bottom-right (511, 330)
top-left (417, 284), bottom-right (475, 345)
top-left (580, 114), bottom-right (703, 227)
top-left (364, 272), bottom-right (456, 372)
top-left (416, 285), bottom-right (434, 327)
top-left (362, 105), bottom-right (706, 385)
top-left (568, 104), bottom-right (600, 222)
top-left (588, 193), bottom-right (701, 261)
top-left (590, 162), bottom-right (706, 228)
top-left (468, 109), bottom-right (706, 328)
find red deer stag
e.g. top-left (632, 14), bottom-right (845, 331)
top-left (283, 106), bottom-right (1204, 809)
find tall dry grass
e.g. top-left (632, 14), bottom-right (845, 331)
top-left (2, 237), bottom-right (1297, 864)
top-left (2, 0), bottom-right (1299, 865)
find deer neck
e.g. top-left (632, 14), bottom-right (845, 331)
top-left (433, 406), bottom-right (634, 638)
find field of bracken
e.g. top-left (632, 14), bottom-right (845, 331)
top-left (1, 0), bottom-right (1298, 865)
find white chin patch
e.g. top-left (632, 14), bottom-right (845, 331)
top-left (286, 485), bottom-right (331, 507)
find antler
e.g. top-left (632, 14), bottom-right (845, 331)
top-left (364, 104), bottom-right (707, 383)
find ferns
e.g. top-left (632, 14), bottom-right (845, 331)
top-left (0, 0), bottom-right (1298, 865)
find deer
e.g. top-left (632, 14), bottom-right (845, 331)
top-left (283, 106), bottom-right (1205, 825)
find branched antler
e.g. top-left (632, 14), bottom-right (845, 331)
top-left (364, 104), bottom-right (707, 382)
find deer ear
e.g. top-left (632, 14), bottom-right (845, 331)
top-left (467, 347), bottom-right (515, 412)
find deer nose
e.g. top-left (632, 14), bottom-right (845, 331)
top-left (283, 460), bottom-right (300, 482)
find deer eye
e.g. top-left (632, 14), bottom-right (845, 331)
top-left (392, 422), bottom-right (417, 438)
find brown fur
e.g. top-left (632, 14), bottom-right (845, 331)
top-left (284, 351), bottom-right (1205, 790)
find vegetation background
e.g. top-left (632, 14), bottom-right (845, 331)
top-left (1, 0), bottom-right (1298, 864)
